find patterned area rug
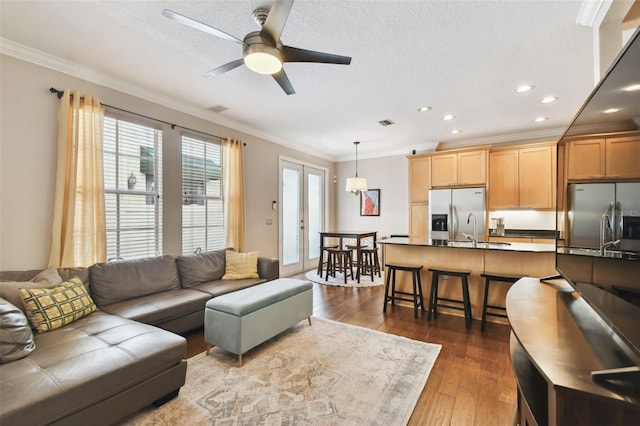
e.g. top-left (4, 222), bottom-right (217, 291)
top-left (122, 318), bottom-right (441, 425)
top-left (304, 269), bottom-right (385, 287)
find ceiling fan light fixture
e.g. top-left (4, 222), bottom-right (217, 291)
top-left (243, 38), bottom-right (283, 74)
top-left (244, 51), bottom-right (283, 74)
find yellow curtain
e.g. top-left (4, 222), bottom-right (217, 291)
top-left (222, 138), bottom-right (246, 252)
top-left (49, 90), bottom-right (106, 268)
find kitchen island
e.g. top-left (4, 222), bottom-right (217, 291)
top-left (379, 237), bottom-right (556, 326)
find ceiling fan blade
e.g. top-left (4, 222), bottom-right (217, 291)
top-left (162, 9), bottom-right (244, 45)
top-left (261, 0), bottom-right (294, 43)
top-left (282, 45), bottom-right (352, 65)
top-left (272, 69), bottom-right (295, 95)
top-left (203, 59), bottom-right (245, 79)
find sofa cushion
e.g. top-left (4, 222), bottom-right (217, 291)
top-left (20, 277), bottom-right (97, 333)
top-left (99, 288), bottom-right (210, 326)
top-left (176, 249), bottom-right (226, 288)
top-left (0, 266), bottom-right (63, 310)
top-left (0, 311), bottom-right (186, 426)
top-left (0, 297), bottom-right (35, 363)
top-left (90, 255), bottom-right (180, 307)
top-left (191, 277), bottom-right (267, 298)
top-left (222, 250), bottom-right (259, 280)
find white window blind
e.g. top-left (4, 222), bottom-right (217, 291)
top-left (182, 134), bottom-right (224, 255)
top-left (104, 116), bottom-right (162, 260)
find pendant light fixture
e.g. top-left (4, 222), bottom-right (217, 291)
top-left (345, 141), bottom-right (368, 195)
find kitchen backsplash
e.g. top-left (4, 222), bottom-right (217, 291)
top-left (489, 210), bottom-right (556, 231)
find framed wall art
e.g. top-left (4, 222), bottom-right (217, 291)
top-left (360, 189), bottom-right (380, 216)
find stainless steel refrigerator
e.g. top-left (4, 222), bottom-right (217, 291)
top-left (568, 182), bottom-right (640, 251)
top-left (429, 187), bottom-right (486, 242)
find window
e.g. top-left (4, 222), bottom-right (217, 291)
top-left (103, 116), bottom-right (162, 260)
top-left (182, 134), bottom-right (224, 254)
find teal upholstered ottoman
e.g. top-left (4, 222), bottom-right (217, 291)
top-left (204, 278), bottom-right (313, 366)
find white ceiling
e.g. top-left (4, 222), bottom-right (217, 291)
top-left (1, 0), bottom-right (600, 161)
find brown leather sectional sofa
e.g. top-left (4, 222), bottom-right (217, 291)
top-left (0, 248), bottom-right (279, 425)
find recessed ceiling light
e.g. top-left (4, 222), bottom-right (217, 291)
top-left (540, 96), bottom-right (558, 104)
top-left (418, 106), bottom-right (432, 112)
top-left (602, 108), bottom-right (620, 114)
top-left (623, 83), bottom-right (640, 92)
top-left (442, 114), bottom-right (455, 121)
top-left (534, 116), bottom-right (548, 122)
top-left (450, 129), bottom-right (462, 135)
top-left (515, 84), bottom-right (535, 93)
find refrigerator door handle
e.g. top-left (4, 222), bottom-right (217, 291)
top-left (451, 204), bottom-right (457, 240)
top-left (448, 203), bottom-right (453, 241)
top-left (608, 202), bottom-right (615, 241)
top-left (615, 201), bottom-right (622, 241)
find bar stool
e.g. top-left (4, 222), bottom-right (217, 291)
top-left (480, 272), bottom-right (521, 331)
top-left (360, 247), bottom-right (382, 281)
top-left (383, 263), bottom-right (424, 318)
top-left (326, 247), bottom-right (354, 284)
top-left (427, 267), bottom-right (472, 329)
top-left (317, 245), bottom-right (338, 278)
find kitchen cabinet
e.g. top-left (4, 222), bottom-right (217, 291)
top-left (408, 155), bottom-right (431, 238)
top-left (519, 144), bottom-right (555, 209)
top-left (606, 135), bottom-right (640, 178)
top-left (409, 203), bottom-right (429, 239)
top-left (567, 134), bottom-right (640, 180)
top-left (408, 156), bottom-right (431, 203)
top-left (431, 149), bottom-right (486, 187)
top-left (489, 143), bottom-right (555, 210)
top-left (488, 149), bottom-right (518, 209)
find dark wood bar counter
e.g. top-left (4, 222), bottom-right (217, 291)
top-left (506, 277), bottom-right (640, 425)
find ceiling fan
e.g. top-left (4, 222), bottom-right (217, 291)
top-left (162, 0), bottom-right (352, 95)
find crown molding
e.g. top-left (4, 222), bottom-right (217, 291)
top-left (434, 127), bottom-right (566, 151)
top-left (577, 0), bottom-right (612, 27)
top-left (1, 38), bottom-right (574, 164)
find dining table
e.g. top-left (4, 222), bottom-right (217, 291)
top-left (317, 230), bottom-right (378, 283)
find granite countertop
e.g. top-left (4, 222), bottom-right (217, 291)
top-left (488, 229), bottom-right (558, 239)
top-left (379, 237), bottom-right (556, 253)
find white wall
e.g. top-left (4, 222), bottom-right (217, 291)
top-left (336, 155), bottom-right (409, 239)
top-left (0, 55), bottom-right (337, 270)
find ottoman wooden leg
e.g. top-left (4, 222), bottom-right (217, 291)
top-left (308, 316), bottom-right (312, 326)
top-left (238, 353), bottom-right (243, 367)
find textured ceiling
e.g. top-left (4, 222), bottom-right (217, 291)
top-left (1, 0), bottom-right (598, 161)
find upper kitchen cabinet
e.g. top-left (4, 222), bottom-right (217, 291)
top-left (431, 148), bottom-right (487, 187)
top-left (519, 144), bottom-right (556, 209)
top-left (606, 135), bottom-right (640, 178)
top-left (488, 149), bottom-right (519, 209)
top-left (408, 155), bottom-right (431, 203)
top-left (567, 134), bottom-right (640, 180)
top-left (489, 143), bottom-right (556, 210)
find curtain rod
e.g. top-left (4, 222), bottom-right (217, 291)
top-left (49, 87), bottom-right (226, 141)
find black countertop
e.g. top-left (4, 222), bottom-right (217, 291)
top-left (489, 229), bottom-right (558, 239)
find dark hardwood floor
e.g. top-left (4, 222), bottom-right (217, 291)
top-left (184, 273), bottom-right (518, 426)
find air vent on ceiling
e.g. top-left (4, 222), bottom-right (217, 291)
top-left (208, 105), bottom-right (229, 113)
top-left (378, 119), bottom-right (395, 127)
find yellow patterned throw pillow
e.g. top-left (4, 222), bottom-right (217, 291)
top-left (20, 277), bottom-right (97, 333)
top-left (222, 250), bottom-right (259, 280)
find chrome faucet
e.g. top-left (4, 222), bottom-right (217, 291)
top-left (601, 239), bottom-right (621, 255)
top-left (599, 210), bottom-right (619, 255)
top-left (465, 213), bottom-right (478, 247)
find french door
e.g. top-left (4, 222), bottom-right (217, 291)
top-left (279, 158), bottom-right (326, 276)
